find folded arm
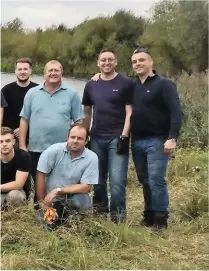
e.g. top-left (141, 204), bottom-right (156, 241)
top-left (0, 170), bottom-right (29, 192)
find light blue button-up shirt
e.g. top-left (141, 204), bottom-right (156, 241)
top-left (20, 83), bottom-right (83, 152)
top-left (37, 142), bottom-right (99, 197)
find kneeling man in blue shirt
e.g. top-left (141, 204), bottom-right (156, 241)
top-left (36, 123), bottom-right (99, 228)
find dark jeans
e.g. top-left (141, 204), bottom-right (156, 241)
top-left (132, 137), bottom-right (170, 212)
top-left (90, 137), bottom-right (129, 222)
top-left (29, 151), bottom-right (42, 203)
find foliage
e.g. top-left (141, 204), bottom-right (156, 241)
top-left (1, 1), bottom-right (208, 149)
top-left (1, 1), bottom-right (208, 77)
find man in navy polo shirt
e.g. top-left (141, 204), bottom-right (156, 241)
top-left (82, 49), bottom-right (134, 223)
top-left (131, 48), bottom-right (183, 229)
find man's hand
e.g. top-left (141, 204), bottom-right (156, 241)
top-left (164, 139), bottom-right (176, 153)
top-left (91, 73), bottom-right (101, 81)
top-left (44, 189), bottom-right (58, 207)
top-left (14, 128), bottom-right (20, 138)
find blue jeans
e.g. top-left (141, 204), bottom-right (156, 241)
top-left (132, 137), bottom-right (170, 212)
top-left (90, 137), bottom-right (129, 222)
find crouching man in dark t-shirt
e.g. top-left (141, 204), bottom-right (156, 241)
top-left (1, 127), bottom-right (31, 208)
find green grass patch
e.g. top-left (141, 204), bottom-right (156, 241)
top-left (1, 149), bottom-right (208, 270)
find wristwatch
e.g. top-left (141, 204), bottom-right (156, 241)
top-left (56, 187), bottom-right (62, 194)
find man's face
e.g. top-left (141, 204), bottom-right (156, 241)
top-left (1, 133), bottom-right (15, 155)
top-left (131, 52), bottom-right (153, 76)
top-left (67, 127), bottom-right (87, 153)
top-left (15, 62), bottom-right (32, 82)
top-left (97, 52), bottom-right (117, 74)
top-left (44, 63), bottom-right (62, 84)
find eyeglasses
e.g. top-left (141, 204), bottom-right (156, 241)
top-left (133, 47), bottom-right (150, 55)
top-left (98, 58), bottom-right (116, 63)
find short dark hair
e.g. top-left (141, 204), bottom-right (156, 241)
top-left (1, 127), bottom-right (14, 136)
top-left (16, 57), bottom-right (32, 68)
top-left (68, 123), bottom-right (89, 140)
top-left (132, 47), bottom-right (151, 56)
top-left (98, 48), bottom-right (116, 59)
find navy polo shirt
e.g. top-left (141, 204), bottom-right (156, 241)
top-left (82, 74), bottom-right (134, 139)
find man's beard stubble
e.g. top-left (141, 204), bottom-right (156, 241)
top-left (17, 76), bottom-right (30, 83)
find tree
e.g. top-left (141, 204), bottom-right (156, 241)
top-left (2, 17), bottom-right (23, 31)
top-left (140, 0), bottom-right (208, 75)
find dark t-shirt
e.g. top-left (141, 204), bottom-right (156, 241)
top-left (1, 149), bottom-right (31, 193)
top-left (1, 91), bottom-right (8, 108)
top-left (82, 74), bottom-right (134, 139)
top-left (2, 81), bottom-right (38, 130)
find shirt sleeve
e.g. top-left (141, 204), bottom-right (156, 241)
top-left (37, 146), bottom-right (57, 174)
top-left (80, 153), bottom-right (99, 185)
top-left (19, 90), bottom-right (32, 120)
top-left (1, 91), bottom-right (8, 108)
top-left (17, 151), bottom-right (31, 172)
top-left (71, 92), bottom-right (84, 122)
top-left (121, 79), bottom-right (134, 105)
top-left (82, 83), bottom-right (93, 106)
top-left (162, 79), bottom-right (183, 139)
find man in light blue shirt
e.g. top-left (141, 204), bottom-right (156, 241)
top-left (36, 123), bottom-right (99, 229)
top-left (19, 60), bottom-right (83, 193)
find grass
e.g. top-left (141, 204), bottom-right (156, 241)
top-left (1, 149), bottom-right (208, 270)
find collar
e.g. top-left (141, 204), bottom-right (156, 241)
top-left (40, 82), bottom-right (67, 92)
top-left (63, 143), bottom-right (86, 159)
top-left (136, 70), bottom-right (157, 84)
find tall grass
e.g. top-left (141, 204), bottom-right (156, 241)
top-left (1, 149), bottom-right (208, 270)
top-left (176, 72), bottom-right (208, 149)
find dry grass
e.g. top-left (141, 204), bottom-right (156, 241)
top-left (1, 149), bottom-right (208, 270)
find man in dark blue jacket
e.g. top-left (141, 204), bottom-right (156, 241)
top-left (131, 48), bottom-right (183, 229)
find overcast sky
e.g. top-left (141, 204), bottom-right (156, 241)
top-left (1, 0), bottom-right (159, 30)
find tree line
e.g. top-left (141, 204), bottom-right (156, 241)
top-left (1, 0), bottom-right (208, 78)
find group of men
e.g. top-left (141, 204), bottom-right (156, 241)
top-left (1, 48), bottom-right (183, 230)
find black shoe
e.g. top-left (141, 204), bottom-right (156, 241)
top-left (140, 210), bottom-right (155, 227)
top-left (153, 211), bottom-right (168, 230)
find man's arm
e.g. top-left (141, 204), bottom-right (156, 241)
top-left (83, 106), bottom-right (92, 130)
top-left (0, 171), bottom-right (29, 192)
top-left (36, 145), bottom-right (57, 205)
top-left (82, 83), bottom-right (93, 130)
top-left (162, 79), bottom-right (183, 152)
top-left (19, 90), bottom-right (32, 150)
top-left (71, 92), bottom-right (84, 123)
top-left (44, 183), bottom-right (92, 206)
top-left (121, 105), bottom-right (132, 136)
top-left (0, 108), bottom-right (4, 127)
top-left (36, 171), bottom-right (47, 202)
top-left (19, 118), bottom-right (29, 151)
top-left (162, 79), bottom-right (183, 140)
top-left (121, 80), bottom-right (134, 136)
top-left (1, 91), bottom-right (8, 127)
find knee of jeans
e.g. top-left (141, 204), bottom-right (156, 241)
top-left (70, 194), bottom-right (92, 210)
top-left (110, 183), bottom-right (126, 198)
top-left (149, 173), bottom-right (167, 189)
top-left (136, 172), bottom-right (148, 184)
top-left (6, 190), bottom-right (26, 206)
